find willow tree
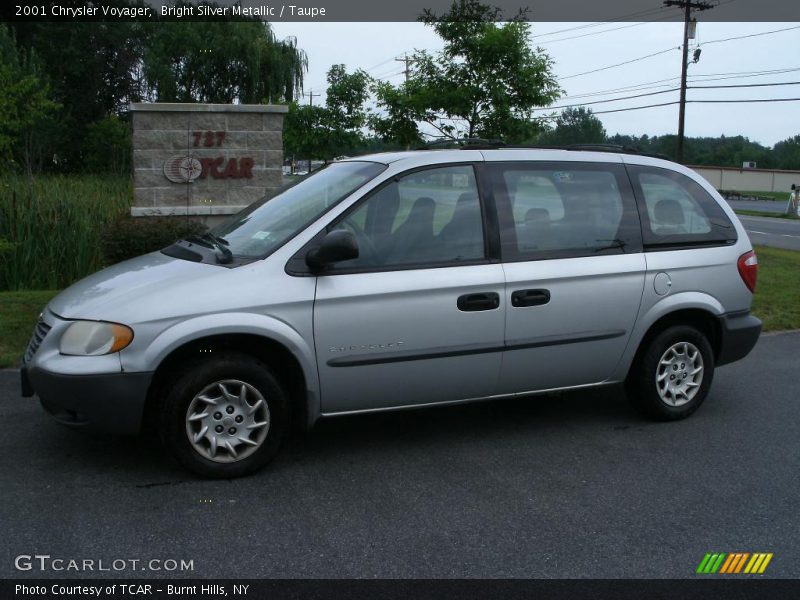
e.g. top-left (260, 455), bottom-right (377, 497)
top-left (144, 19), bottom-right (306, 104)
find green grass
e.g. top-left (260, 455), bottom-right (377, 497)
top-left (0, 175), bottom-right (130, 291)
top-left (751, 245), bottom-right (800, 332)
top-left (737, 191), bottom-right (790, 202)
top-left (0, 290), bottom-right (59, 368)
top-left (734, 209), bottom-right (796, 219)
top-left (2, 245), bottom-right (797, 369)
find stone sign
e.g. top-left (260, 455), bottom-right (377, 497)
top-left (130, 102), bottom-right (288, 221)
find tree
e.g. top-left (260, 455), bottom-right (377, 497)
top-left (0, 25), bottom-right (60, 174)
top-left (373, 0), bottom-right (560, 144)
top-left (283, 104), bottom-right (334, 164)
top-left (284, 65), bottom-right (371, 163)
top-left (369, 82), bottom-right (426, 149)
top-left (143, 19), bottom-right (306, 104)
top-left (12, 16), bottom-right (148, 170)
top-left (772, 135), bottom-right (800, 170)
top-left (84, 115), bottom-right (133, 175)
top-left (539, 106), bottom-right (606, 146)
top-left (10, 2), bottom-right (307, 171)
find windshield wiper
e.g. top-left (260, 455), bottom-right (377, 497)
top-left (594, 238), bottom-right (627, 253)
top-left (186, 232), bottom-right (233, 264)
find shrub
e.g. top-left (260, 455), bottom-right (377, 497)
top-left (0, 175), bottom-right (129, 290)
top-left (84, 115), bottom-right (132, 175)
top-left (102, 216), bottom-right (207, 265)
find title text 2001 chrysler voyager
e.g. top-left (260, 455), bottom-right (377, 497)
top-left (21, 147), bottom-right (761, 477)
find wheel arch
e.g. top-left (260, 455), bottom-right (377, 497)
top-left (615, 293), bottom-right (725, 381)
top-left (142, 330), bottom-right (317, 433)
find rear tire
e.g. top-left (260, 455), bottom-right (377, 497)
top-left (626, 325), bottom-right (714, 421)
top-left (158, 352), bottom-right (288, 478)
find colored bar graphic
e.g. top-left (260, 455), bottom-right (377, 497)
top-left (711, 554), bottom-right (726, 573)
top-left (744, 554), bottom-right (760, 574)
top-left (720, 553), bottom-right (737, 574)
top-left (698, 552), bottom-right (773, 575)
top-left (734, 553), bottom-right (750, 573)
top-left (758, 553), bottom-right (773, 574)
top-left (719, 554), bottom-right (735, 573)
top-left (697, 554), bottom-right (713, 574)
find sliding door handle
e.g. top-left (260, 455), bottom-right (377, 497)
top-left (457, 292), bottom-right (500, 312)
top-left (511, 289), bottom-right (551, 307)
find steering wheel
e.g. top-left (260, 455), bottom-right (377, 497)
top-left (338, 219), bottom-right (379, 264)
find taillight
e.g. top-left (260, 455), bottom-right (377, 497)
top-left (737, 250), bottom-right (758, 293)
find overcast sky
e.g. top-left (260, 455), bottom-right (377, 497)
top-left (271, 20), bottom-right (799, 147)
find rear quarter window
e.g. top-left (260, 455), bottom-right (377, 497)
top-left (628, 165), bottom-right (736, 249)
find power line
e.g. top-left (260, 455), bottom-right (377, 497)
top-left (373, 71), bottom-right (405, 82)
top-left (371, 66), bottom-right (404, 79)
top-left (701, 24), bottom-right (800, 46)
top-left (535, 96), bottom-right (800, 120)
top-left (527, 66), bottom-right (800, 106)
top-left (562, 78), bottom-right (680, 100)
top-left (363, 57), bottom-right (397, 73)
top-left (689, 97), bottom-right (800, 103)
top-left (572, 72), bottom-right (800, 100)
top-left (540, 80), bottom-right (800, 113)
top-left (558, 47), bottom-right (680, 81)
top-left (532, 5), bottom-right (676, 39)
top-left (537, 14), bottom-right (679, 46)
top-left (689, 80), bottom-right (800, 89)
top-left (544, 87), bottom-right (681, 111)
top-left (691, 66), bottom-right (800, 78)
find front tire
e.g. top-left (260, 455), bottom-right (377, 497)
top-left (627, 325), bottom-right (714, 421)
top-left (158, 353), bottom-right (288, 478)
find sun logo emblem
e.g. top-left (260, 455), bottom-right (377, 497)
top-left (163, 155), bottom-right (203, 183)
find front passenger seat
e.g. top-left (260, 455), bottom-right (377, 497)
top-left (386, 196), bottom-right (436, 263)
top-left (437, 192), bottom-right (483, 259)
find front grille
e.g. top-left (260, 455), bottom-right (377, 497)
top-left (24, 319), bottom-right (51, 363)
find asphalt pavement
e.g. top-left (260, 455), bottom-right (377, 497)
top-left (738, 214), bottom-right (800, 251)
top-left (1, 331), bottom-right (798, 580)
top-left (726, 199), bottom-right (788, 214)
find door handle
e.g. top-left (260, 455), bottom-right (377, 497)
top-left (511, 289), bottom-right (550, 307)
top-left (457, 292), bottom-right (500, 312)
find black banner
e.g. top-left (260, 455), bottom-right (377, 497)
top-left (3, 579), bottom-right (800, 600)
top-left (2, 0), bottom-right (800, 22)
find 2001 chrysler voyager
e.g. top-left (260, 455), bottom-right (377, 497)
top-left (21, 147), bottom-right (762, 477)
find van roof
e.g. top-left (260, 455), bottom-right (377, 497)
top-left (345, 145), bottom-right (677, 168)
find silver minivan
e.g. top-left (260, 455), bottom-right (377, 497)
top-left (21, 148), bottom-right (761, 477)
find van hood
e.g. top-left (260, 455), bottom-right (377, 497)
top-left (48, 252), bottom-right (223, 321)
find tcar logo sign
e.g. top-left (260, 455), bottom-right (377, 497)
top-left (163, 156), bottom-right (202, 183)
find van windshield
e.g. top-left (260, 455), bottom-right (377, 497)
top-left (211, 161), bottom-right (386, 259)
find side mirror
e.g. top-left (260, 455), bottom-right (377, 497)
top-left (792, 184), bottom-right (797, 191)
top-left (305, 230), bottom-right (359, 270)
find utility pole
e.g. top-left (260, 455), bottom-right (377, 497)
top-left (302, 90), bottom-right (319, 173)
top-left (395, 55), bottom-right (415, 149)
top-left (395, 54), bottom-right (414, 83)
top-left (663, 0), bottom-right (715, 163)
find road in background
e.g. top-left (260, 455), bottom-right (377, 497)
top-left (1, 332), bottom-right (798, 579)
top-left (726, 199), bottom-right (787, 214)
top-left (737, 214), bottom-right (800, 251)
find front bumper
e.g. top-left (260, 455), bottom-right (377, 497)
top-left (716, 311), bottom-right (762, 366)
top-left (22, 366), bottom-right (152, 435)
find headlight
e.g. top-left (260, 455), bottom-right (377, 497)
top-left (59, 321), bottom-right (134, 356)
